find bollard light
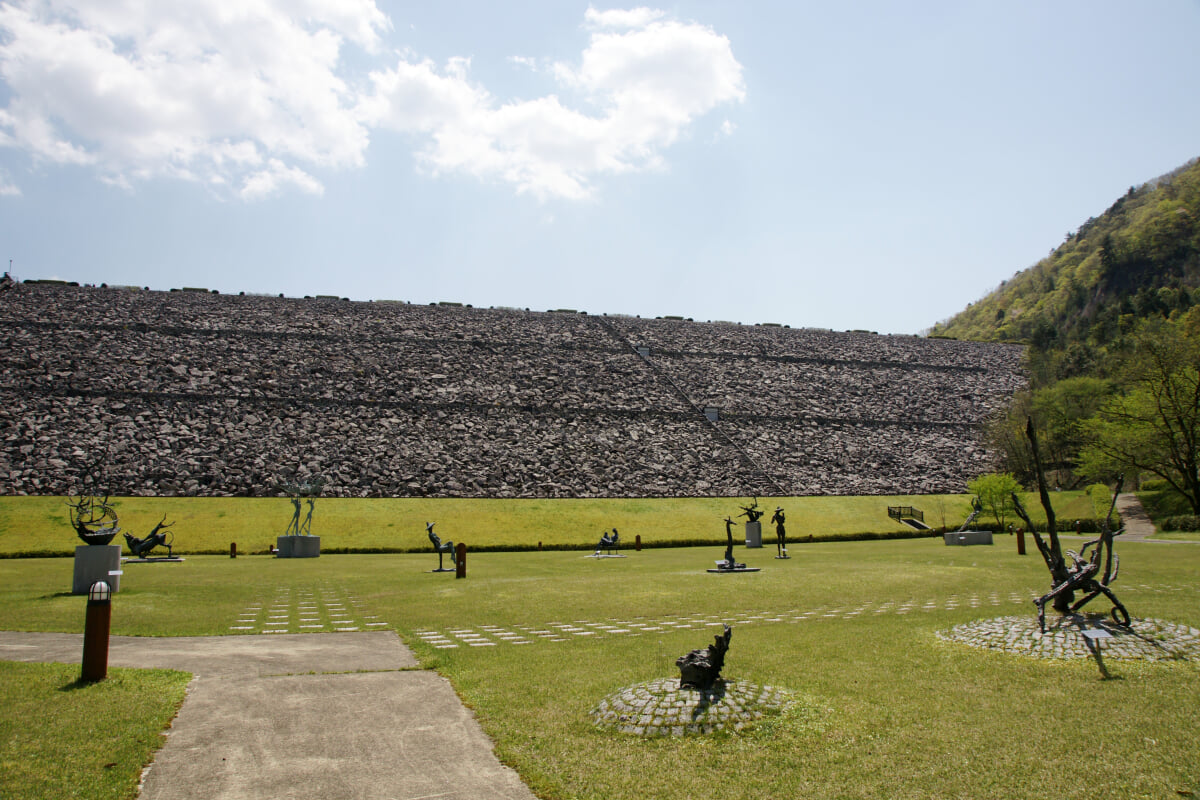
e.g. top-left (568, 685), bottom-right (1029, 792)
top-left (81, 581), bottom-right (112, 683)
top-left (88, 580), bottom-right (111, 604)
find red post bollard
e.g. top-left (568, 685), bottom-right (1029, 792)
top-left (81, 581), bottom-right (112, 683)
top-left (455, 542), bottom-right (467, 579)
top-left (230, 542), bottom-right (237, 558)
top-left (1017, 527), bottom-right (1026, 556)
top-left (635, 534), bottom-right (642, 552)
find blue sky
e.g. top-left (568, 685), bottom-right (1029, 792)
top-left (1, 1), bottom-right (1198, 334)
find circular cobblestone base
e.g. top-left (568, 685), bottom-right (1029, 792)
top-left (591, 678), bottom-right (792, 736)
top-left (937, 615), bottom-right (1200, 661)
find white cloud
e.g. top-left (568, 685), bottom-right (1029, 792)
top-left (584, 7), bottom-right (666, 30)
top-left (0, 3), bottom-right (743, 201)
top-left (0, 0), bottom-right (386, 199)
top-left (363, 9), bottom-right (744, 199)
top-left (239, 160), bottom-right (325, 200)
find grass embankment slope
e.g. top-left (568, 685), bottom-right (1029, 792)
top-left (1, 529), bottom-right (1197, 799)
top-left (0, 492), bottom-right (1101, 556)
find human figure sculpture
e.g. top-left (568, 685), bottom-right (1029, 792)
top-left (594, 528), bottom-right (619, 555)
top-left (124, 515), bottom-right (175, 558)
top-left (738, 497), bottom-right (764, 525)
top-left (676, 624), bottom-right (732, 690)
top-left (771, 507), bottom-right (787, 556)
top-left (299, 498), bottom-right (315, 536)
top-left (285, 496), bottom-right (302, 536)
top-left (427, 522), bottom-right (455, 571)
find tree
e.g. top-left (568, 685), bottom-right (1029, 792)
top-left (967, 472), bottom-right (1021, 529)
top-left (1080, 313), bottom-right (1200, 512)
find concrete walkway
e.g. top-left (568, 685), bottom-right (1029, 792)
top-left (0, 630), bottom-right (538, 800)
top-left (1115, 493), bottom-right (1157, 541)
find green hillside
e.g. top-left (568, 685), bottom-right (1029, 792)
top-left (931, 157), bottom-right (1200, 385)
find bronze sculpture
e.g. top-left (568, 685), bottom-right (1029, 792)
top-left (68, 494), bottom-right (120, 546)
top-left (738, 497), bottom-right (764, 524)
top-left (677, 625), bottom-right (732, 690)
top-left (124, 515), bottom-right (175, 558)
top-left (594, 528), bottom-right (619, 555)
top-left (427, 522), bottom-right (455, 571)
top-left (770, 506), bottom-right (787, 557)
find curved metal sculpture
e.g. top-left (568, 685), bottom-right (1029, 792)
top-left (68, 494), bottom-right (120, 546)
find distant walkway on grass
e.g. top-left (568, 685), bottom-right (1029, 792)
top-left (0, 630), bottom-right (536, 800)
top-left (1116, 493), bottom-right (1157, 541)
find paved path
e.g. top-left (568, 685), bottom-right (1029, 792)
top-left (1116, 493), bottom-right (1157, 541)
top-left (0, 631), bottom-right (537, 800)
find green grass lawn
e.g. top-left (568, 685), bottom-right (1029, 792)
top-left (0, 492), bottom-right (1101, 556)
top-left (0, 661), bottom-right (190, 800)
top-left (1, 532), bottom-right (1197, 799)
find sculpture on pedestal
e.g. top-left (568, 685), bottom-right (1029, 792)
top-left (738, 497), bottom-right (764, 525)
top-left (68, 494), bottom-right (120, 546)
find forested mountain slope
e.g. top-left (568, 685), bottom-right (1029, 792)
top-left (931, 157), bottom-right (1200, 386)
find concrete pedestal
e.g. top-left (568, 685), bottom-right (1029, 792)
top-left (744, 521), bottom-right (762, 548)
top-left (943, 531), bottom-right (994, 546)
top-left (73, 545), bottom-right (122, 594)
top-left (276, 535), bottom-right (321, 558)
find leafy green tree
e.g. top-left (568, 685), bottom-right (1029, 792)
top-left (1080, 313), bottom-right (1200, 512)
top-left (967, 472), bottom-right (1021, 529)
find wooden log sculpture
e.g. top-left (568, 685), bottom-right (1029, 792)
top-left (677, 625), bottom-right (732, 690)
top-left (427, 522), bottom-right (455, 571)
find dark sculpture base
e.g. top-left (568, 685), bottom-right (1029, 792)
top-left (589, 553), bottom-right (627, 558)
top-left (276, 535), bottom-right (321, 558)
top-left (707, 563), bottom-right (761, 573)
top-left (430, 567), bottom-right (455, 573)
top-left (124, 556), bottom-right (185, 563)
top-left (774, 554), bottom-right (790, 559)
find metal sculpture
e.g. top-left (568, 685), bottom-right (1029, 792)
top-left (770, 506), bottom-right (787, 557)
top-left (124, 515), bottom-right (175, 558)
top-left (1015, 482), bottom-right (1130, 632)
top-left (68, 494), bottom-right (120, 546)
top-left (427, 522), bottom-right (455, 571)
top-left (738, 497), bottom-right (764, 524)
top-left (280, 479), bottom-right (322, 536)
top-left (718, 517), bottom-right (742, 570)
top-left (677, 624), bottom-right (732, 690)
top-left (1012, 419), bottom-right (1130, 631)
top-left (594, 528), bottom-right (620, 555)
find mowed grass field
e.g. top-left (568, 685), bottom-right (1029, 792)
top-left (0, 492), bottom-right (1103, 556)
top-left (1, 520), bottom-right (1198, 799)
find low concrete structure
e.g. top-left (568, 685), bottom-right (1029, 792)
top-left (943, 530), bottom-right (993, 546)
top-left (276, 535), bottom-right (320, 558)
